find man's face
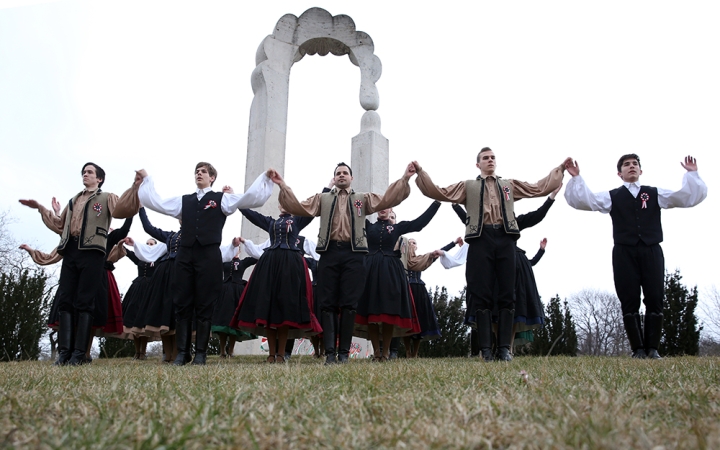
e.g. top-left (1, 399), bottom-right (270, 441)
top-left (476, 151), bottom-right (496, 175)
top-left (334, 166), bottom-right (353, 189)
top-left (618, 158), bottom-right (642, 183)
top-left (195, 166), bottom-right (215, 189)
top-left (82, 165), bottom-right (101, 189)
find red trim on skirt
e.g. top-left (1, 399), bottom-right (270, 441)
top-left (101, 270), bottom-right (124, 336)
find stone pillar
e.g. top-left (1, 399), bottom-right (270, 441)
top-left (351, 111), bottom-right (389, 195)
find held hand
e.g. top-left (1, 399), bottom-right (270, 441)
top-left (327, 177), bottom-right (335, 189)
top-left (267, 169), bottom-right (284, 185)
top-left (232, 237), bottom-right (241, 247)
top-left (135, 170), bottom-right (147, 186)
top-left (681, 155), bottom-right (698, 172)
top-left (432, 249), bottom-right (444, 258)
top-left (540, 238), bottom-right (547, 250)
top-left (222, 185), bottom-right (234, 194)
top-left (403, 162), bottom-right (417, 180)
top-left (124, 237), bottom-right (135, 246)
top-left (51, 197), bottom-right (61, 215)
top-left (411, 161), bottom-right (422, 173)
top-left (565, 159), bottom-right (580, 177)
top-left (238, 237), bottom-right (246, 244)
top-left (455, 237), bottom-right (464, 246)
top-left (19, 199), bottom-right (40, 209)
top-left (550, 182), bottom-right (563, 200)
top-left (19, 244), bottom-right (32, 254)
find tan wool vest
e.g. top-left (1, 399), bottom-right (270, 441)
top-left (316, 189), bottom-right (368, 253)
top-left (464, 178), bottom-right (519, 240)
top-left (57, 191), bottom-right (112, 255)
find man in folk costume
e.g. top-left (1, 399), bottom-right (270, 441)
top-left (19, 162), bottom-right (141, 365)
top-left (137, 162), bottom-right (274, 365)
top-left (411, 149), bottom-right (570, 361)
top-left (565, 154), bottom-right (706, 359)
top-left (271, 162), bottom-right (415, 364)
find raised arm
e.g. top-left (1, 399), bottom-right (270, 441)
top-left (517, 198), bottom-right (555, 231)
top-left (511, 159), bottom-right (568, 200)
top-left (412, 161), bottom-right (467, 204)
top-left (19, 199), bottom-right (66, 235)
top-left (272, 170), bottom-right (321, 218)
top-left (139, 207), bottom-right (173, 242)
top-left (563, 159), bottom-right (612, 212)
top-left (107, 217), bottom-right (133, 249)
top-left (364, 164), bottom-right (414, 214)
top-left (396, 201), bottom-right (441, 235)
top-left (20, 244), bottom-right (63, 266)
top-left (138, 173), bottom-right (183, 219)
top-left (657, 156), bottom-right (707, 208)
top-left (530, 239), bottom-right (547, 266)
top-left (240, 209), bottom-right (274, 232)
top-left (452, 204), bottom-right (467, 224)
top-left (222, 172), bottom-right (274, 215)
top-left (110, 172), bottom-right (142, 218)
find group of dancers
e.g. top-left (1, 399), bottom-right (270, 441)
top-left (19, 148), bottom-right (706, 365)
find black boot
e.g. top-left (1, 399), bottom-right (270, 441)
top-left (388, 337), bottom-right (400, 360)
top-left (321, 311), bottom-right (337, 365)
top-left (337, 309), bottom-right (356, 363)
top-left (173, 318), bottom-right (193, 366)
top-left (623, 313), bottom-right (646, 358)
top-left (192, 320), bottom-right (211, 365)
top-left (496, 309), bottom-right (514, 362)
top-left (54, 311), bottom-right (74, 366)
top-left (476, 310), bottom-right (494, 362)
top-left (284, 339), bottom-right (294, 361)
top-left (68, 312), bottom-right (93, 366)
top-left (470, 329), bottom-right (480, 357)
top-left (645, 312), bottom-right (663, 359)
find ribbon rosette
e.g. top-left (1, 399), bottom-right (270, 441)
top-left (204, 200), bottom-right (217, 210)
top-left (640, 192), bottom-right (649, 209)
top-left (92, 203), bottom-right (102, 217)
top-left (386, 225), bottom-right (394, 234)
top-left (354, 199), bottom-right (363, 216)
top-left (285, 219), bottom-right (294, 233)
top-left (502, 186), bottom-right (511, 201)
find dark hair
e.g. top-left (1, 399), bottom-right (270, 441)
top-left (334, 162), bottom-right (352, 176)
top-left (195, 162), bottom-right (217, 186)
top-left (616, 154), bottom-right (641, 173)
top-left (82, 162), bottom-right (105, 188)
top-left (476, 147), bottom-right (493, 163)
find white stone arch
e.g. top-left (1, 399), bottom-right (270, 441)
top-left (241, 7), bottom-right (389, 246)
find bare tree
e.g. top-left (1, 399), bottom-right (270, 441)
top-left (568, 289), bottom-right (630, 356)
top-left (699, 286), bottom-right (720, 341)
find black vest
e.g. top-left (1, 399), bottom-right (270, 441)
top-left (609, 186), bottom-right (663, 246)
top-left (180, 191), bottom-right (226, 247)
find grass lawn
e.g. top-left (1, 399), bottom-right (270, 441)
top-left (0, 356), bottom-right (718, 449)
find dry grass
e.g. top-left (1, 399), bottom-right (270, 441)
top-left (1, 356), bottom-right (718, 449)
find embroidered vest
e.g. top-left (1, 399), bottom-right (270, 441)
top-left (57, 191), bottom-right (112, 255)
top-left (464, 177), bottom-right (519, 240)
top-left (316, 189), bottom-right (368, 252)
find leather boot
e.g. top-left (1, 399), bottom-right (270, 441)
top-left (54, 311), bottom-right (74, 366)
top-left (68, 312), bottom-right (93, 366)
top-left (476, 310), bottom-right (494, 362)
top-left (645, 312), bottom-right (663, 359)
top-left (173, 319), bottom-right (193, 366)
top-left (191, 320), bottom-right (211, 365)
top-left (623, 313), bottom-right (646, 358)
top-left (284, 339), bottom-right (294, 361)
top-left (337, 309), bottom-right (356, 363)
top-left (321, 311), bottom-right (337, 365)
top-left (496, 309), bottom-right (514, 362)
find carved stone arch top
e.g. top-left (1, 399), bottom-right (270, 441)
top-left (254, 7), bottom-right (382, 111)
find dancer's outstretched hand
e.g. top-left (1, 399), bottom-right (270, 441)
top-left (52, 197), bottom-right (61, 215)
top-left (18, 199), bottom-right (40, 209)
top-left (565, 159), bottom-right (580, 177)
top-left (540, 238), bottom-right (547, 250)
top-left (681, 155), bottom-right (698, 172)
top-left (267, 169), bottom-right (284, 184)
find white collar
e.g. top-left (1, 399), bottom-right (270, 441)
top-left (623, 181), bottom-right (641, 189)
top-left (196, 186), bottom-right (213, 196)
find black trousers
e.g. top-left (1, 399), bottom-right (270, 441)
top-left (173, 242), bottom-right (223, 322)
top-left (466, 227), bottom-right (517, 313)
top-left (57, 239), bottom-right (105, 316)
top-left (316, 241), bottom-right (366, 312)
top-left (612, 242), bottom-right (664, 315)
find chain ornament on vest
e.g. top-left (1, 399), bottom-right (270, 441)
top-left (204, 200), bottom-right (217, 210)
top-left (640, 192), bottom-right (650, 209)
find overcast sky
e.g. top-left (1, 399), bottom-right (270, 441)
top-left (1, 1), bottom-right (718, 321)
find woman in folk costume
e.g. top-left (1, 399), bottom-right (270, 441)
top-left (230, 207), bottom-right (321, 363)
top-left (212, 238), bottom-right (258, 358)
top-left (356, 201), bottom-right (441, 362)
top-left (122, 236), bottom-right (167, 360)
top-left (133, 207), bottom-right (182, 363)
top-left (400, 236), bottom-right (463, 357)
